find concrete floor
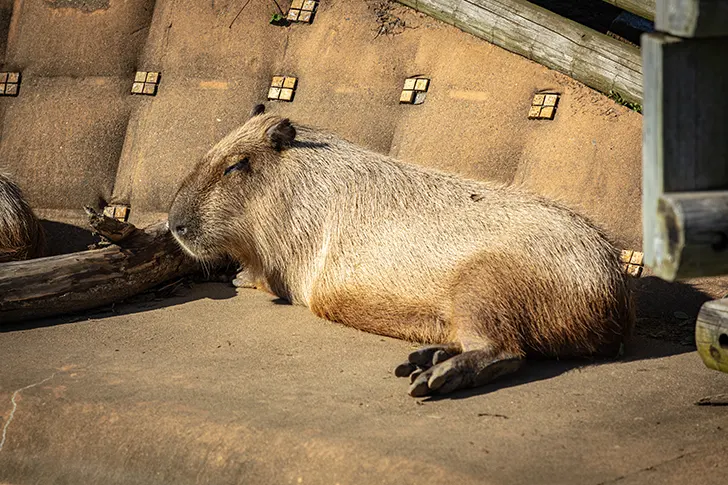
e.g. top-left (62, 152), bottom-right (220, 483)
top-left (1, 283), bottom-right (727, 484)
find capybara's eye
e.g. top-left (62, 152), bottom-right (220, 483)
top-left (224, 157), bottom-right (250, 176)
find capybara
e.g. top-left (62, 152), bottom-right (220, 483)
top-left (0, 172), bottom-right (45, 263)
top-left (168, 104), bottom-right (634, 397)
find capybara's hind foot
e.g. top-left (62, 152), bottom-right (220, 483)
top-left (393, 343), bottom-right (462, 378)
top-left (407, 350), bottom-right (524, 397)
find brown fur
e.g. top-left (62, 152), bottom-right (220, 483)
top-left (169, 105), bottom-right (634, 391)
top-left (0, 172), bottom-right (46, 263)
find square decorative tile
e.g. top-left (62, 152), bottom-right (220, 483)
top-left (539, 106), bottom-right (555, 120)
top-left (401, 76), bottom-right (430, 104)
top-left (544, 94), bottom-right (559, 107)
top-left (620, 250), bottom-right (644, 277)
top-left (630, 251), bottom-right (644, 265)
top-left (528, 106), bottom-right (542, 119)
top-left (400, 90), bottom-right (415, 103)
top-left (282, 77), bottom-right (297, 89)
top-left (0, 72), bottom-right (21, 97)
top-left (279, 88), bottom-right (294, 101)
top-left (529, 92), bottom-right (560, 119)
top-left (414, 78), bottom-right (429, 92)
top-left (103, 205), bottom-right (130, 222)
top-left (287, 0), bottom-right (316, 23)
top-left (132, 70), bottom-right (161, 96)
top-left (287, 9), bottom-right (300, 21)
top-left (627, 264), bottom-right (643, 277)
top-left (268, 76), bottom-right (298, 102)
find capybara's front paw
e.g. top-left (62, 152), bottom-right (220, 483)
top-left (231, 267), bottom-right (258, 288)
top-left (399, 349), bottom-right (524, 397)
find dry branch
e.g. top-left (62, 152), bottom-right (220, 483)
top-left (0, 209), bottom-right (197, 324)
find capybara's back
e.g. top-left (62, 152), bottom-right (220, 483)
top-left (168, 105), bottom-right (635, 397)
top-left (0, 172), bottom-right (46, 262)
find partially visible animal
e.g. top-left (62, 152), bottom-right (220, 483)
top-left (0, 172), bottom-right (46, 262)
top-left (168, 104), bottom-right (634, 397)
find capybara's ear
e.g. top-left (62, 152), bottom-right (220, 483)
top-left (266, 119), bottom-right (296, 151)
top-left (249, 104), bottom-right (266, 118)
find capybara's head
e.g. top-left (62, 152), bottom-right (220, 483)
top-left (168, 104), bottom-right (296, 260)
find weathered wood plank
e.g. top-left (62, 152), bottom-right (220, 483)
top-left (602, 0), bottom-right (655, 20)
top-left (656, 0), bottom-right (728, 37)
top-left (696, 299), bottom-right (728, 373)
top-left (397, 0), bottom-right (643, 103)
top-left (0, 214), bottom-right (197, 324)
top-left (651, 192), bottom-right (728, 279)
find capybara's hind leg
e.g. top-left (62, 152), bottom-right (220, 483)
top-left (408, 349), bottom-right (524, 397)
top-left (402, 265), bottom-right (526, 397)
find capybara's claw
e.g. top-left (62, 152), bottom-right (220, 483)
top-left (408, 369), bottom-right (435, 397)
top-left (427, 360), bottom-right (465, 394)
top-left (407, 344), bottom-right (460, 369)
top-left (394, 362), bottom-right (417, 377)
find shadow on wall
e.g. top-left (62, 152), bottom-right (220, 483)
top-left (40, 219), bottom-right (101, 256)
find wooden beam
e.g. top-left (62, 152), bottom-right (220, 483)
top-left (651, 192), bottom-right (728, 279)
top-left (696, 299), bottom-right (728, 373)
top-left (642, 33), bottom-right (728, 279)
top-left (397, 0), bottom-right (643, 103)
top-left (602, 0), bottom-right (655, 21)
top-left (656, 0), bottom-right (728, 37)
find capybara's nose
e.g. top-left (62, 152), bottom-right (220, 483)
top-left (174, 225), bottom-right (188, 237)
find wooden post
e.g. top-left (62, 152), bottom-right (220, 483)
top-left (642, 1), bottom-right (728, 281)
top-left (696, 299), bottom-right (728, 373)
top-left (656, 0), bottom-right (728, 37)
top-left (643, 0), bottom-right (728, 375)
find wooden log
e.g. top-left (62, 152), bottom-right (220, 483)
top-left (651, 191), bottom-right (728, 279)
top-left (397, 0), bottom-right (643, 103)
top-left (696, 299), bottom-right (728, 373)
top-left (641, 33), bottom-right (728, 279)
top-left (656, 0), bottom-right (728, 37)
top-left (0, 210), bottom-right (197, 324)
top-left (602, 0), bottom-right (655, 20)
